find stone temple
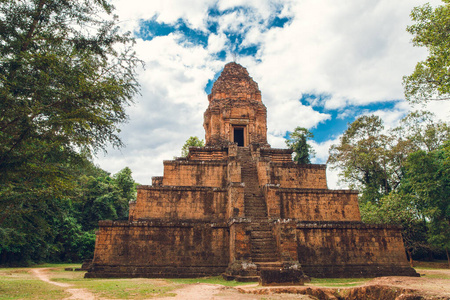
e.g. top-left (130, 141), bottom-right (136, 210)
top-left (86, 62), bottom-right (418, 283)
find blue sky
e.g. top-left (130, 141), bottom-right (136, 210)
top-left (97, 0), bottom-right (447, 187)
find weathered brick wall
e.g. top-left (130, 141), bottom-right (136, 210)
top-left (132, 186), bottom-right (227, 221)
top-left (227, 183), bottom-right (245, 218)
top-left (290, 222), bottom-right (416, 277)
top-left (152, 176), bottom-right (163, 186)
top-left (270, 163), bottom-right (327, 189)
top-left (88, 220), bottom-right (229, 277)
top-left (227, 160), bottom-right (241, 183)
top-left (188, 147), bottom-right (228, 161)
top-left (295, 223), bottom-right (407, 265)
top-left (260, 148), bottom-right (293, 163)
top-left (162, 161), bottom-right (227, 187)
top-left (257, 161), bottom-right (271, 186)
top-left (278, 189), bottom-right (361, 221)
top-left (264, 184), bottom-right (281, 218)
top-left (229, 220), bottom-right (252, 262)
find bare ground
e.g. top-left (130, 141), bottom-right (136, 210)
top-left (29, 267), bottom-right (450, 300)
top-left (237, 268), bottom-right (450, 300)
top-left (31, 268), bottom-right (96, 300)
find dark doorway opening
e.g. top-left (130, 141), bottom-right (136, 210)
top-left (234, 128), bottom-right (244, 146)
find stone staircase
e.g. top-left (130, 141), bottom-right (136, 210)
top-left (237, 147), bottom-right (278, 263)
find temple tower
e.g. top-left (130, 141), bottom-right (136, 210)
top-left (204, 62), bottom-right (269, 147)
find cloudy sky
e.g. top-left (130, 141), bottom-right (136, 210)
top-left (96, 0), bottom-right (447, 188)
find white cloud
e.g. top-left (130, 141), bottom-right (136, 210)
top-left (111, 0), bottom-right (214, 31)
top-left (95, 0), bottom-right (446, 185)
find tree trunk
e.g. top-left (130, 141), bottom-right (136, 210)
top-left (446, 248), bottom-right (449, 269)
top-left (407, 249), bottom-right (414, 267)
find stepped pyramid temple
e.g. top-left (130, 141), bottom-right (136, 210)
top-left (86, 62), bottom-right (418, 284)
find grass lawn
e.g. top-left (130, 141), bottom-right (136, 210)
top-left (166, 276), bottom-right (254, 287)
top-left (0, 267), bottom-right (71, 300)
top-left (0, 262), bottom-right (448, 299)
top-left (0, 264), bottom-right (251, 299)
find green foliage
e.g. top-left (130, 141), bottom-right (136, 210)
top-left (0, 0), bottom-right (140, 266)
top-left (403, 0), bottom-right (450, 103)
top-left (285, 127), bottom-right (315, 164)
top-left (181, 136), bottom-right (205, 157)
top-left (0, 159), bottom-right (137, 265)
top-left (0, 0), bottom-right (141, 220)
top-left (329, 112), bottom-right (449, 262)
top-left (403, 144), bottom-right (450, 256)
top-left (360, 193), bottom-right (429, 259)
top-left (328, 113), bottom-right (449, 204)
top-left (75, 168), bottom-right (135, 232)
top-left (328, 115), bottom-right (392, 203)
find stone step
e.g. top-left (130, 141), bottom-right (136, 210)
top-left (251, 225), bottom-right (272, 230)
top-left (245, 210), bottom-right (266, 214)
top-left (253, 253), bottom-right (278, 257)
top-left (252, 235), bottom-right (274, 240)
top-left (256, 262), bottom-right (283, 268)
top-left (245, 206), bottom-right (266, 210)
top-left (245, 207), bottom-right (266, 211)
top-left (246, 207), bottom-right (266, 210)
top-left (252, 245), bottom-right (277, 251)
top-left (252, 245), bottom-right (277, 250)
top-left (246, 213), bottom-right (267, 218)
top-left (251, 237), bottom-right (276, 243)
top-left (252, 251), bottom-right (278, 256)
top-left (251, 236), bottom-right (274, 241)
top-left (252, 257), bottom-right (278, 263)
top-left (252, 229), bottom-right (274, 233)
top-left (245, 210), bottom-right (266, 213)
top-left (246, 210), bottom-right (267, 214)
top-left (251, 239), bottom-right (276, 244)
top-left (251, 231), bottom-right (272, 235)
top-left (252, 251), bottom-right (277, 257)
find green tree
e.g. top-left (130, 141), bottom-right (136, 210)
top-left (0, 157), bottom-right (137, 265)
top-left (0, 0), bottom-right (141, 198)
top-left (329, 112), bottom-right (449, 263)
top-left (328, 113), bottom-right (449, 204)
top-left (181, 136), bottom-right (205, 157)
top-left (403, 144), bottom-right (450, 266)
top-left (360, 193), bottom-right (429, 267)
top-left (328, 116), bottom-right (392, 204)
top-left (76, 167), bottom-right (136, 231)
top-left (0, 0), bottom-right (141, 264)
top-left (285, 127), bottom-right (315, 164)
top-left (403, 0), bottom-right (450, 103)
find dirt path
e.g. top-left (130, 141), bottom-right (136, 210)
top-left (366, 269), bottom-right (450, 298)
top-left (154, 283), bottom-right (315, 299)
top-left (237, 269), bottom-right (450, 299)
top-left (31, 268), bottom-right (96, 300)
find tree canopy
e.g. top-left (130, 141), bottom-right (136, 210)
top-left (285, 127), bottom-right (315, 164)
top-left (328, 113), bottom-right (449, 204)
top-left (0, 156), bottom-right (137, 265)
top-left (403, 0), bottom-right (450, 103)
top-left (0, 0), bottom-right (141, 265)
top-left (328, 112), bottom-right (450, 265)
top-left (181, 136), bottom-right (205, 157)
top-left (0, 0), bottom-right (141, 195)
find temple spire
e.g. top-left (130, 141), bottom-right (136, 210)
top-left (204, 62), bottom-right (268, 147)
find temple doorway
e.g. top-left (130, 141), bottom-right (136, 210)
top-left (233, 127), bottom-right (245, 146)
